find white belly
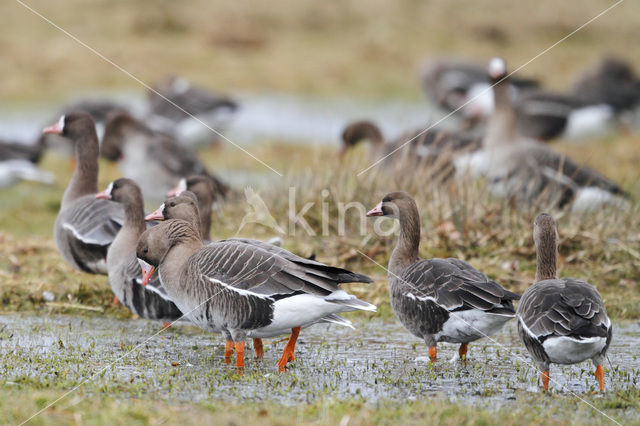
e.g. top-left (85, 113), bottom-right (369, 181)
top-left (436, 310), bottom-right (513, 343)
top-left (564, 104), bottom-right (614, 140)
top-left (542, 336), bottom-right (607, 364)
top-left (571, 187), bottom-right (628, 212)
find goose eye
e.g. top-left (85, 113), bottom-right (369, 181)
top-left (143, 248), bottom-right (148, 254)
top-left (170, 202), bottom-right (176, 207)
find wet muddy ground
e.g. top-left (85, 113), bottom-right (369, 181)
top-left (1, 314), bottom-right (638, 411)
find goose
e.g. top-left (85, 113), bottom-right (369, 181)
top-left (143, 192), bottom-right (368, 363)
top-left (147, 76), bottom-right (238, 149)
top-left (517, 213), bottom-right (612, 392)
top-left (44, 113), bottom-right (124, 275)
top-left (340, 120), bottom-right (481, 182)
top-left (95, 178), bottom-right (182, 320)
top-left (0, 137), bottom-right (54, 188)
top-left (0, 137), bottom-right (46, 163)
top-left (366, 191), bottom-right (519, 362)
top-left (136, 207), bottom-right (375, 371)
top-left (101, 112), bottom-right (226, 202)
top-left (419, 58), bottom-right (538, 124)
top-left (465, 58), bottom-right (629, 210)
top-left (167, 174), bottom-right (231, 241)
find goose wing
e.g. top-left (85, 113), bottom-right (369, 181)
top-left (191, 239), bottom-right (371, 298)
top-left (62, 197), bottom-right (124, 247)
top-left (517, 278), bottom-right (610, 340)
top-left (398, 258), bottom-right (519, 315)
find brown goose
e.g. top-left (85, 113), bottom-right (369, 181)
top-left (136, 214), bottom-right (375, 371)
top-left (367, 191), bottom-right (519, 362)
top-left (341, 120), bottom-right (481, 182)
top-left (143, 192), bottom-right (367, 363)
top-left (468, 58), bottom-right (629, 210)
top-left (45, 113), bottom-right (124, 275)
top-left (419, 58), bottom-right (538, 123)
top-left (166, 174), bottom-right (231, 241)
top-left (96, 178), bottom-right (182, 320)
top-left (517, 214), bottom-right (612, 392)
top-left (101, 112), bottom-right (226, 202)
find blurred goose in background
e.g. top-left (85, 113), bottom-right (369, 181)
top-left (366, 192), bottom-right (519, 363)
top-left (136, 207), bottom-right (375, 371)
top-left (340, 120), bottom-right (481, 182)
top-left (146, 76), bottom-right (238, 149)
top-left (517, 213), bottom-right (612, 392)
top-left (96, 178), bottom-right (182, 320)
top-left (462, 58), bottom-right (630, 210)
top-left (45, 113), bottom-right (124, 275)
top-left (419, 58), bottom-right (539, 125)
top-left (101, 112), bottom-right (227, 202)
top-left (0, 137), bottom-right (53, 188)
top-left (515, 56), bottom-right (640, 141)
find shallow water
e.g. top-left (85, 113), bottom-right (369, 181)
top-left (0, 314), bottom-right (638, 408)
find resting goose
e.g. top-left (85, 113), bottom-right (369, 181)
top-left (167, 174), bottom-right (231, 241)
top-left (467, 58), bottom-right (629, 210)
top-left (341, 120), bottom-right (481, 182)
top-left (45, 113), bottom-right (124, 275)
top-left (366, 191), bottom-right (519, 362)
top-left (517, 213), bottom-right (612, 392)
top-left (419, 58), bottom-right (538, 123)
top-left (101, 112), bottom-right (225, 202)
top-left (144, 193), bottom-right (368, 363)
top-left (136, 209), bottom-right (375, 371)
top-left (147, 76), bottom-right (238, 149)
top-left (0, 137), bottom-right (54, 188)
top-left (96, 178), bottom-right (182, 320)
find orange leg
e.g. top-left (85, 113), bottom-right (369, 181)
top-left (224, 340), bottom-right (234, 364)
top-left (428, 346), bottom-right (437, 363)
top-left (112, 296), bottom-right (119, 306)
top-left (235, 341), bottom-right (245, 371)
top-left (458, 343), bottom-right (468, 359)
top-left (541, 370), bottom-right (550, 391)
top-left (595, 365), bottom-right (604, 392)
top-left (278, 327), bottom-right (301, 372)
top-left (253, 338), bottom-right (264, 360)
top-left (162, 322), bottom-right (171, 329)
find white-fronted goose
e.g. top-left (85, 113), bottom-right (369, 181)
top-left (366, 192), bottom-right (519, 362)
top-left (0, 137), bottom-right (53, 188)
top-left (167, 174), bottom-right (231, 241)
top-left (136, 210), bottom-right (375, 371)
top-left (341, 120), bottom-right (481, 182)
top-left (147, 76), bottom-right (238, 149)
top-left (45, 113), bottom-right (124, 275)
top-left (420, 58), bottom-right (538, 123)
top-left (101, 112), bottom-right (225, 202)
top-left (471, 58), bottom-right (629, 210)
top-left (517, 213), bottom-right (612, 392)
top-left (143, 193), bottom-right (367, 363)
top-left (96, 178), bottom-right (182, 320)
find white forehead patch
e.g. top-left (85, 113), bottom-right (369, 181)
top-left (178, 178), bottom-right (187, 194)
top-left (105, 181), bottom-right (114, 196)
top-left (488, 57), bottom-right (506, 78)
top-left (58, 115), bottom-right (66, 131)
top-left (160, 203), bottom-right (165, 213)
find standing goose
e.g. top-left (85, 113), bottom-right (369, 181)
top-left (167, 174), bottom-right (230, 241)
top-left (45, 113), bottom-right (124, 275)
top-left (101, 112), bottom-right (227, 202)
top-left (474, 58), bottom-right (629, 210)
top-left (366, 192), bottom-right (519, 362)
top-left (143, 193), bottom-right (370, 363)
top-left (136, 218), bottom-right (375, 371)
top-left (517, 213), bottom-right (612, 392)
top-left (96, 178), bottom-right (182, 320)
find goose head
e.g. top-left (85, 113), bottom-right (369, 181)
top-left (366, 191), bottom-right (416, 220)
top-left (96, 177), bottom-right (142, 204)
top-left (43, 112), bottom-right (95, 141)
top-left (145, 192), bottom-right (200, 225)
top-left (488, 57), bottom-right (508, 84)
top-left (340, 120), bottom-right (384, 158)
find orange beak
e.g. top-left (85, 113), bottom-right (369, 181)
top-left (137, 258), bottom-right (155, 286)
top-left (145, 204), bottom-right (165, 222)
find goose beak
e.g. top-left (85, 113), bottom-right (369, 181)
top-left (137, 258), bottom-right (155, 286)
top-left (43, 121), bottom-right (63, 135)
top-left (145, 204), bottom-right (165, 222)
top-left (366, 202), bottom-right (383, 217)
top-left (95, 190), bottom-right (111, 200)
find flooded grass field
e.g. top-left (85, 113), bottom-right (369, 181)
top-left (1, 314), bottom-right (639, 424)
